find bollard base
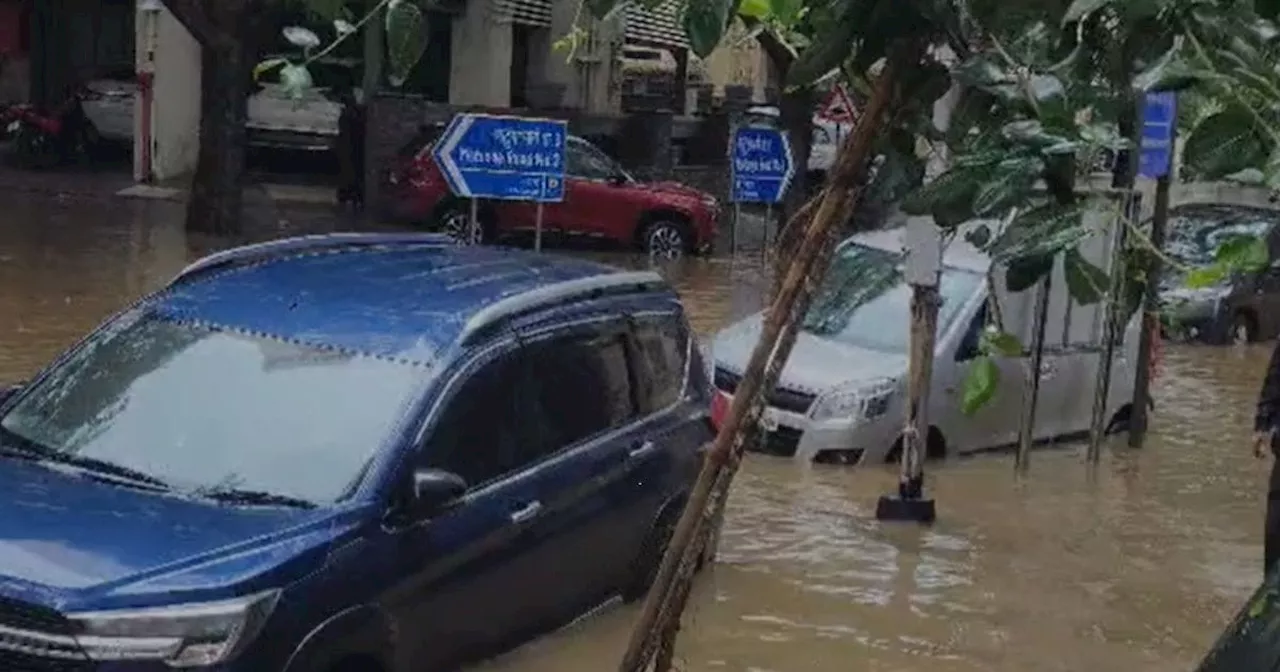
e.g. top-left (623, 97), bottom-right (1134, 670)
top-left (875, 495), bottom-right (937, 524)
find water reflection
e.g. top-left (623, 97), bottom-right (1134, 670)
top-left (0, 194), bottom-right (1267, 671)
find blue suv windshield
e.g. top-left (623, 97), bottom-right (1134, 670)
top-left (0, 310), bottom-right (426, 505)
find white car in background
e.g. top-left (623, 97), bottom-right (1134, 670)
top-left (81, 58), bottom-right (356, 152)
top-left (707, 219), bottom-right (1140, 465)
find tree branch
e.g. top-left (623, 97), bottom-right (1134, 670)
top-left (741, 17), bottom-right (795, 71)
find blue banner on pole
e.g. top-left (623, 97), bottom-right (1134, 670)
top-left (730, 127), bottom-right (795, 204)
top-left (433, 114), bottom-right (568, 202)
top-left (1139, 91), bottom-right (1177, 180)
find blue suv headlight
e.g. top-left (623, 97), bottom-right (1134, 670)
top-left (66, 589), bottom-right (279, 667)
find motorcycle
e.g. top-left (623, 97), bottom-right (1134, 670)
top-left (1, 89), bottom-right (103, 169)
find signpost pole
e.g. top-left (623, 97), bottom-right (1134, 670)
top-left (468, 198), bottom-right (480, 245)
top-left (763, 203), bottom-right (773, 261)
top-left (534, 202), bottom-right (544, 253)
top-left (732, 203), bottom-right (741, 256)
top-left (1130, 92), bottom-right (1177, 448)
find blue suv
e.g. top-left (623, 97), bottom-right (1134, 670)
top-left (0, 233), bottom-right (714, 671)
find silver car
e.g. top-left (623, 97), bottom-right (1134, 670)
top-left (708, 221), bottom-right (1139, 465)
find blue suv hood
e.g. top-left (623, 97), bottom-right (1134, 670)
top-left (0, 458), bottom-right (345, 610)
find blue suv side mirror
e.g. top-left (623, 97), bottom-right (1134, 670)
top-left (412, 468), bottom-right (467, 515)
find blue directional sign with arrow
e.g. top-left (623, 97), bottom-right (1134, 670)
top-left (730, 126), bottom-right (795, 204)
top-left (432, 114), bottom-right (567, 202)
top-left (1139, 91), bottom-right (1177, 180)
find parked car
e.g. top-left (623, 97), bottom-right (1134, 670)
top-left (0, 233), bottom-right (715, 672)
top-left (81, 58), bottom-right (356, 151)
top-left (1160, 203), bottom-right (1280, 344)
top-left (382, 125), bottom-right (721, 258)
top-left (707, 219), bottom-right (1139, 465)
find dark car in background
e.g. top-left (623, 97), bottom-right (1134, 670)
top-left (1160, 204), bottom-right (1280, 344)
top-left (382, 123), bottom-right (721, 258)
top-left (0, 233), bottom-right (714, 671)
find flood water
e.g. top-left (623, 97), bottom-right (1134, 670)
top-left (0, 192), bottom-right (1270, 671)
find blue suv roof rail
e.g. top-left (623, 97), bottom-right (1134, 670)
top-left (457, 270), bottom-right (666, 346)
top-left (169, 233), bottom-right (455, 286)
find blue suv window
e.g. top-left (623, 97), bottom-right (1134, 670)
top-left (424, 352), bottom-right (542, 487)
top-left (632, 316), bottom-right (688, 413)
top-left (527, 331), bottom-right (637, 450)
top-left (0, 310), bottom-right (425, 504)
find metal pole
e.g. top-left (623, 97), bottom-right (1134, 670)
top-left (732, 203), bottom-right (741, 256)
top-left (1015, 274), bottom-right (1052, 472)
top-left (1086, 193), bottom-right (1136, 463)
top-left (763, 203), bottom-right (773, 261)
top-left (534, 202), bottom-right (544, 253)
top-left (469, 198), bottom-right (480, 245)
top-left (1129, 165), bottom-right (1172, 447)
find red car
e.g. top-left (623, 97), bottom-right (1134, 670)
top-left (382, 124), bottom-right (721, 257)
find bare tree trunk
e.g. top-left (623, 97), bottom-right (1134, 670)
top-left (618, 51), bottom-right (909, 672)
top-left (186, 41), bottom-right (252, 235)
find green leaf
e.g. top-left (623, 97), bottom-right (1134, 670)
top-left (1063, 247), bottom-right (1110, 305)
top-left (278, 63), bottom-right (313, 100)
top-left (1006, 253), bottom-right (1054, 292)
top-left (684, 0), bottom-right (736, 58)
top-left (386, 0), bottom-right (429, 87)
top-left (961, 356), bottom-right (1000, 415)
top-left (972, 156), bottom-right (1043, 216)
top-left (980, 329), bottom-right (1024, 357)
top-left (1185, 266), bottom-right (1226, 288)
top-left (738, 0), bottom-right (772, 19)
top-left (1133, 39), bottom-right (1219, 92)
top-left (952, 54), bottom-right (1020, 102)
top-left (1183, 106), bottom-right (1271, 180)
top-left (786, 0), bottom-right (867, 85)
top-left (1216, 234), bottom-right (1270, 272)
top-left (253, 57), bottom-right (288, 83)
top-left (1062, 0), bottom-right (1113, 24)
top-left (990, 202), bottom-right (1088, 261)
top-left (964, 223), bottom-right (992, 248)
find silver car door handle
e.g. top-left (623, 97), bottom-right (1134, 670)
top-left (509, 501), bottom-right (543, 524)
top-left (629, 440), bottom-right (659, 461)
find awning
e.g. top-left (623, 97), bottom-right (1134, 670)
top-left (624, 1), bottom-right (688, 49)
top-left (488, 0), bottom-right (689, 50)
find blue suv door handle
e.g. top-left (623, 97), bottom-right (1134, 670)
top-left (628, 440), bottom-right (658, 461)
top-left (509, 501), bottom-right (543, 524)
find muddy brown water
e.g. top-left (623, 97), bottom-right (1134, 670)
top-left (0, 195), bottom-right (1270, 671)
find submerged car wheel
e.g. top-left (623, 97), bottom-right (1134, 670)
top-left (623, 503), bottom-right (708, 603)
top-left (642, 220), bottom-right (690, 260)
top-left (435, 201), bottom-right (489, 245)
top-left (1231, 312), bottom-right (1258, 344)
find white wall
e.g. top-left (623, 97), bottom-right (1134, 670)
top-left (134, 5), bottom-right (201, 182)
top-left (450, 2), bottom-right (512, 106)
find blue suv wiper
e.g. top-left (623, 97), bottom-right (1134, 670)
top-left (0, 443), bottom-right (172, 492)
top-left (196, 488), bottom-right (317, 509)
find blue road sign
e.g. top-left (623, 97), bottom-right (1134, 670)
top-left (1139, 91), bottom-right (1177, 180)
top-left (730, 127), bottom-right (795, 204)
top-left (433, 114), bottom-right (567, 202)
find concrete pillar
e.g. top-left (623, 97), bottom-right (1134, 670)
top-left (449, 1), bottom-right (511, 107)
top-left (546, 0), bottom-right (620, 113)
top-left (134, 4), bottom-right (200, 182)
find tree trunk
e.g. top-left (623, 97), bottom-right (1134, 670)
top-left (779, 86), bottom-right (816, 220)
top-left (617, 51), bottom-right (909, 672)
top-left (185, 39), bottom-right (253, 234)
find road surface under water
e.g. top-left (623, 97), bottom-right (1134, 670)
top-left (0, 193), bottom-right (1267, 672)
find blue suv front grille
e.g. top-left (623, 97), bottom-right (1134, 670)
top-left (0, 597), bottom-right (91, 671)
